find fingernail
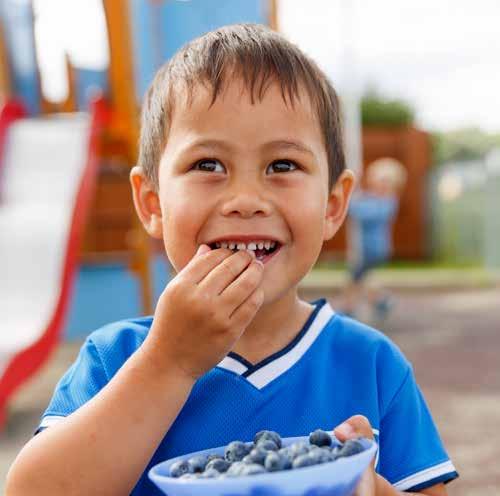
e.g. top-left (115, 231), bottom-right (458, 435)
top-left (246, 249), bottom-right (256, 258)
top-left (336, 423), bottom-right (354, 438)
top-left (196, 244), bottom-right (209, 255)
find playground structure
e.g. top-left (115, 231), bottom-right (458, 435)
top-left (0, 0), bottom-right (277, 430)
top-left (325, 126), bottom-right (432, 260)
top-left (0, 0), bottom-right (437, 431)
top-left (0, 98), bottom-right (105, 429)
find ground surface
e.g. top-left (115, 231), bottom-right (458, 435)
top-left (1, 287), bottom-right (499, 494)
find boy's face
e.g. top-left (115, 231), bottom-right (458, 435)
top-left (132, 79), bottom-right (354, 304)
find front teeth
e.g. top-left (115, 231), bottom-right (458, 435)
top-left (213, 240), bottom-right (277, 251)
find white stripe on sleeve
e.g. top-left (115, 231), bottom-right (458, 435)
top-left (38, 415), bottom-right (66, 429)
top-left (393, 460), bottom-right (457, 491)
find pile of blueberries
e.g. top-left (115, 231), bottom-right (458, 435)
top-left (169, 429), bottom-right (368, 480)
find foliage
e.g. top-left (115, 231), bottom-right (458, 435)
top-left (361, 90), bottom-right (415, 127)
top-left (431, 127), bottom-right (500, 165)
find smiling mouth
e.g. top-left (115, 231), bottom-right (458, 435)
top-left (208, 240), bottom-right (282, 263)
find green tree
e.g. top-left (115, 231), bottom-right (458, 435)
top-left (361, 90), bottom-right (415, 127)
top-left (431, 128), bottom-right (500, 165)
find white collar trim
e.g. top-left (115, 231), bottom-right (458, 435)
top-left (217, 355), bottom-right (248, 375)
top-left (217, 301), bottom-right (335, 389)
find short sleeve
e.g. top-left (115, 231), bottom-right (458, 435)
top-left (378, 366), bottom-right (459, 491)
top-left (35, 337), bottom-right (108, 433)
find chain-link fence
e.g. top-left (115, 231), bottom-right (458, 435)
top-left (429, 156), bottom-right (499, 268)
top-left (484, 149), bottom-right (500, 269)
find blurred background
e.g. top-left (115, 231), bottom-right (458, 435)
top-left (0, 1), bottom-right (499, 494)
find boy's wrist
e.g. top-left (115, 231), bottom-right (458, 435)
top-left (136, 338), bottom-right (198, 389)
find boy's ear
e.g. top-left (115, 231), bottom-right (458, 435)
top-left (129, 166), bottom-right (163, 239)
top-left (323, 169), bottom-right (356, 241)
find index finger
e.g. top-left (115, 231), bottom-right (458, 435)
top-left (180, 245), bottom-right (234, 284)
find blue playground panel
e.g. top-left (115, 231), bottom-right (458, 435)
top-left (0, 0), bottom-right (40, 114)
top-left (129, 0), bottom-right (270, 100)
top-left (64, 255), bottom-right (172, 341)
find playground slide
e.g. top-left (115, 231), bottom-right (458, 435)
top-left (0, 102), bottom-right (104, 427)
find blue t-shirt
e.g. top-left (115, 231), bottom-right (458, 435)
top-left (38, 299), bottom-right (458, 495)
top-left (348, 193), bottom-right (398, 262)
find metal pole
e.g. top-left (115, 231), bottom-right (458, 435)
top-left (338, 0), bottom-right (362, 178)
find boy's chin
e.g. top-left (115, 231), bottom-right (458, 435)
top-left (257, 282), bottom-right (297, 309)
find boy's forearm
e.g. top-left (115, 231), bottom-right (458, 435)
top-left (376, 475), bottom-right (414, 495)
top-left (5, 344), bottom-right (195, 496)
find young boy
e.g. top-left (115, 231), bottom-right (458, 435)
top-left (6, 24), bottom-right (457, 496)
top-left (343, 158), bottom-right (407, 320)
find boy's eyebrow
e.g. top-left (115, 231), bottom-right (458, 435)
top-left (185, 138), bottom-right (315, 157)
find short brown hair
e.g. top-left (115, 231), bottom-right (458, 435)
top-left (138, 23), bottom-right (345, 191)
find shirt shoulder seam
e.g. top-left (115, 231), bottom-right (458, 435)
top-left (86, 336), bottom-right (110, 382)
top-left (381, 363), bottom-right (412, 418)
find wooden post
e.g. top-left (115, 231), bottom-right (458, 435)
top-left (102, 0), bottom-right (153, 315)
top-left (268, 0), bottom-right (279, 31)
top-left (0, 22), bottom-right (12, 102)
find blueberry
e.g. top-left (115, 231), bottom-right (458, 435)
top-left (243, 447), bottom-right (268, 465)
top-left (306, 447), bottom-right (323, 464)
top-left (256, 439), bottom-right (279, 452)
top-left (225, 441), bottom-right (251, 462)
top-left (292, 453), bottom-right (318, 469)
top-left (240, 463), bottom-right (267, 476)
top-left (207, 454), bottom-right (224, 463)
top-left (336, 438), bottom-right (365, 458)
top-left (264, 451), bottom-right (290, 472)
top-left (172, 429), bottom-right (365, 481)
top-left (277, 447), bottom-right (293, 466)
top-left (309, 429), bottom-right (332, 447)
top-left (170, 459), bottom-right (192, 478)
top-left (330, 445), bottom-right (341, 460)
top-left (187, 454), bottom-right (208, 473)
top-left (254, 430), bottom-right (282, 449)
top-left (318, 447), bottom-right (335, 463)
top-left (206, 458), bottom-right (231, 473)
top-left (288, 442), bottom-right (310, 459)
top-left (199, 467), bottom-right (220, 478)
top-left (226, 461), bottom-right (247, 477)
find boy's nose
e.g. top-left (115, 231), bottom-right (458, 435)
top-left (220, 190), bottom-right (272, 219)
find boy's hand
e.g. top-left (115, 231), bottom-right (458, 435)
top-left (334, 417), bottom-right (448, 496)
top-left (334, 415), bottom-right (377, 496)
top-left (144, 244), bottom-right (264, 381)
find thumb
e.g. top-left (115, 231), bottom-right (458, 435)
top-left (334, 415), bottom-right (374, 442)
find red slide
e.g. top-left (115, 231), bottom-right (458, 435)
top-left (0, 97), bottom-right (108, 430)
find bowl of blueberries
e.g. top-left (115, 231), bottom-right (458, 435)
top-left (149, 429), bottom-right (377, 496)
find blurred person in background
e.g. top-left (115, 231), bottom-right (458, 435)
top-left (342, 157), bottom-right (407, 321)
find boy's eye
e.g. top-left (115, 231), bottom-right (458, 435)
top-left (267, 160), bottom-right (298, 174)
top-left (192, 159), bottom-right (225, 173)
